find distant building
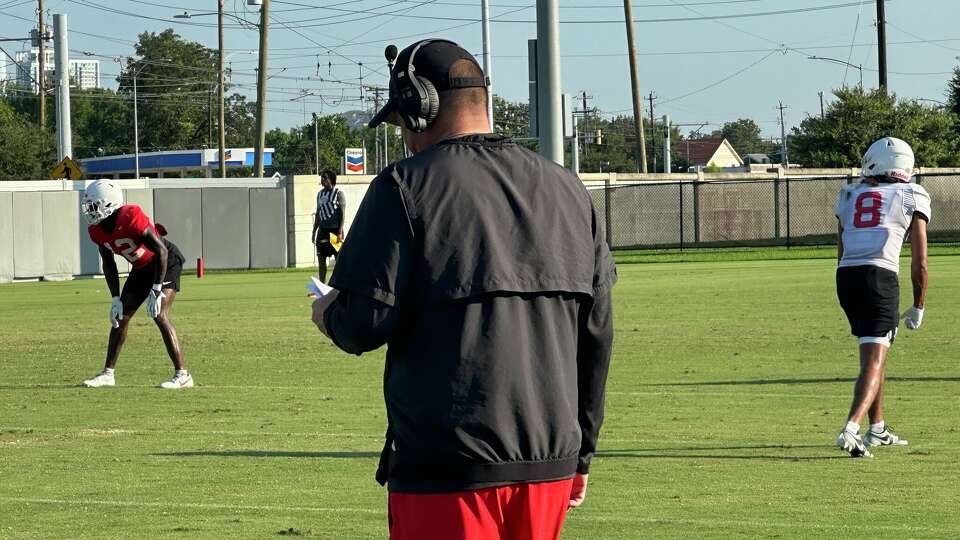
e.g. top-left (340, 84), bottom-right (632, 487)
top-left (743, 153), bottom-right (772, 165)
top-left (677, 138), bottom-right (744, 170)
top-left (14, 48), bottom-right (100, 93)
top-left (79, 148), bottom-right (275, 178)
top-left (71, 59), bottom-right (100, 90)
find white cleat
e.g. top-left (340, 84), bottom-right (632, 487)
top-left (159, 372), bottom-right (194, 389)
top-left (836, 429), bottom-right (872, 458)
top-left (82, 371), bottom-right (115, 388)
top-left (864, 427), bottom-right (908, 447)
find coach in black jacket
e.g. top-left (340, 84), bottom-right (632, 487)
top-left (311, 39), bottom-right (615, 540)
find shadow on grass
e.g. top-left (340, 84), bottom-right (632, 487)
top-left (641, 376), bottom-right (960, 387)
top-left (152, 450), bottom-right (379, 459)
top-left (597, 444), bottom-right (847, 461)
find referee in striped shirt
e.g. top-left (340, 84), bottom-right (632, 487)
top-left (312, 170), bottom-right (346, 283)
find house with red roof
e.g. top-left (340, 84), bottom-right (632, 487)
top-left (676, 138), bottom-right (744, 171)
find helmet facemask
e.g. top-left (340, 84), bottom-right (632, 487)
top-left (81, 180), bottom-right (124, 225)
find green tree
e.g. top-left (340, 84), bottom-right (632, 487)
top-left (2, 84), bottom-right (52, 128)
top-left (948, 65), bottom-right (960, 117)
top-left (492, 95), bottom-right (530, 138)
top-left (118, 29), bottom-right (220, 152)
top-left (268, 114), bottom-right (369, 175)
top-left (947, 65), bottom-right (960, 138)
top-left (0, 100), bottom-right (56, 179)
top-left (224, 93), bottom-right (256, 148)
top-left (789, 87), bottom-right (959, 167)
top-left (710, 118), bottom-right (775, 156)
top-left (68, 89), bottom-right (134, 159)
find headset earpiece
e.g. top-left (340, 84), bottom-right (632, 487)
top-left (394, 40), bottom-right (443, 133)
top-left (419, 77), bottom-right (440, 125)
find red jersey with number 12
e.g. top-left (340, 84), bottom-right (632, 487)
top-left (88, 204), bottom-right (159, 269)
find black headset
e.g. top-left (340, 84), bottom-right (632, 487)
top-left (388, 39), bottom-right (488, 133)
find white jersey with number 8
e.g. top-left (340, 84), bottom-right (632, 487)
top-left (835, 181), bottom-right (932, 273)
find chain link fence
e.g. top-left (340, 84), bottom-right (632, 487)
top-left (589, 173), bottom-right (960, 250)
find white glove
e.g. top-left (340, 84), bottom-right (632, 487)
top-left (902, 307), bottom-right (924, 330)
top-left (147, 285), bottom-right (165, 319)
top-left (109, 297), bottom-right (124, 328)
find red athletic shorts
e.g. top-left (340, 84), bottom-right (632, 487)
top-left (388, 479), bottom-right (575, 540)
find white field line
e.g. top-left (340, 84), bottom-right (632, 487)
top-left (0, 497), bottom-right (955, 533)
top-left (0, 383), bottom-right (908, 399)
top-left (0, 427), bottom-right (382, 439)
top-left (4, 426), bottom-right (951, 448)
top-left (0, 496), bottom-right (382, 515)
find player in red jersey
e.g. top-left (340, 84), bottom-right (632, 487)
top-left (80, 179), bottom-right (195, 389)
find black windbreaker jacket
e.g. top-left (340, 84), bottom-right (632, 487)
top-left (325, 134), bottom-right (616, 493)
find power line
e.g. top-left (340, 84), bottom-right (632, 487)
top-left (267, 10), bottom-right (389, 78)
top-left (67, 0), bottom-right (248, 28)
top-left (841, 0), bottom-right (865, 87)
top-left (886, 20), bottom-right (960, 53)
top-left (658, 49), bottom-right (779, 106)
top-left (262, 1), bottom-right (879, 26)
top-left (335, 0), bottom-right (446, 49)
top-left (274, 0), bottom-right (768, 9)
top-left (54, 0), bottom-right (886, 27)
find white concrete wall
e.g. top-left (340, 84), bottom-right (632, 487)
top-left (286, 175), bottom-right (374, 268)
top-left (1, 178), bottom-right (289, 280)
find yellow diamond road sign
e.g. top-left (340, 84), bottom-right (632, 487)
top-left (51, 157), bottom-right (83, 180)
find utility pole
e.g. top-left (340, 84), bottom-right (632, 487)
top-left (622, 0), bottom-right (647, 173)
top-left (818, 91), bottom-right (825, 120)
top-left (37, 0), bottom-right (45, 129)
top-left (876, 0), bottom-right (887, 91)
top-left (253, 0), bottom-right (269, 177)
top-left (383, 123), bottom-right (389, 166)
top-left (53, 13), bottom-right (70, 160)
top-left (535, 0), bottom-right (563, 165)
top-left (218, 0), bottom-right (226, 177)
top-left (207, 85), bottom-right (213, 148)
top-left (580, 91), bottom-right (592, 160)
top-left (312, 112), bottom-right (319, 175)
top-left (571, 95), bottom-right (580, 175)
top-left (481, 0), bottom-right (493, 129)
top-left (648, 91), bottom-right (657, 173)
top-left (662, 114), bottom-right (671, 174)
top-left (777, 100), bottom-right (789, 168)
top-left (373, 87), bottom-right (382, 171)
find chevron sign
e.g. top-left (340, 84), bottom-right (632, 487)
top-left (344, 148), bottom-right (366, 175)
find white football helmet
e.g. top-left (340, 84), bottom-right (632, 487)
top-left (861, 137), bottom-right (915, 182)
top-left (81, 179), bottom-right (124, 225)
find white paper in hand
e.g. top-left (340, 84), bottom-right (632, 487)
top-left (307, 276), bottom-right (334, 299)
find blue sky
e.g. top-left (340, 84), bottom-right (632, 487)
top-left (1, 0), bottom-right (957, 138)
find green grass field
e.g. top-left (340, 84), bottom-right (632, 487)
top-left (2, 251), bottom-right (959, 539)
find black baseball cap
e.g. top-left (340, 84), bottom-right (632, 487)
top-left (368, 39), bottom-right (487, 129)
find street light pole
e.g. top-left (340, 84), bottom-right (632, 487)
top-left (481, 0), bottom-right (493, 130)
top-left (253, 0), bottom-right (269, 177)
top-left (218, 0), bottom-right (226, 177)
top-left (807, 56), bottom-right (863, 89)
top-left (133, 67), bottom-right (140, 179)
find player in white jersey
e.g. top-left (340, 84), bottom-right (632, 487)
top-left (834, 137), bottom-right (931, 457)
